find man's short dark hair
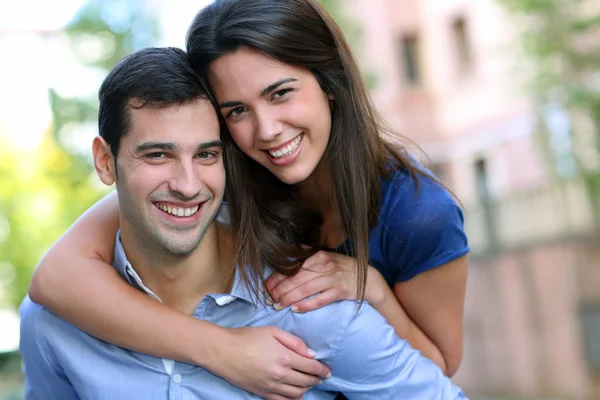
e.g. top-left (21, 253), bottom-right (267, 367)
top-left (98, 47), bottom-right (208, 159)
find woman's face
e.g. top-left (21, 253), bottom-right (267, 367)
top-left (208, 47), bottom-right (333, 185)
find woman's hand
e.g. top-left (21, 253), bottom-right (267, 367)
top-left (216, 326), bottom-right (331, 400)
top-left (265, 251), bottom-right (386, 312)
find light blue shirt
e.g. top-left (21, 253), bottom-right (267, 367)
top-left (20, 233), bottom-right (468, 399)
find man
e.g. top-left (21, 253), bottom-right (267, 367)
top-left (19, 47), bottom-right (468, 399)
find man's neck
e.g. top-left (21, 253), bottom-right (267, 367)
top-left (119, 222), bottom-right (235, 315)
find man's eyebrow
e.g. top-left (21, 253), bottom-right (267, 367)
top-left (197, 140), bottom-right (223, 151)
top-left (260, 78), bottom-right (297, 97)
top-left (135, 142), bottom-right (177, 153)
top-left (218, 78), bottom-right (298, 109)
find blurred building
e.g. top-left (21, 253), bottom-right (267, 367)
top-left (347, 0), bottom-right (600, 399)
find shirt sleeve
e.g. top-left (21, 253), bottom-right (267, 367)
top-left (382, 172), bottom-right (470, 282)
top-left (319, 304), bottom-right (467, 399)
top-left (19, 297), bottom-right (79, 400)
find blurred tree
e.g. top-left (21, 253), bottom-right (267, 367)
top-left (0, 0), bottom-right (159, 308)
top-left (318, 0), bottom-right (377, 88)
top-left (498, 0), bottom-right (600, 223)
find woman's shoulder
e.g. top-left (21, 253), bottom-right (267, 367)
top-left (374, 160), bottom-right (469, 282)
top-left (380, 161), bottom-right (458, 218)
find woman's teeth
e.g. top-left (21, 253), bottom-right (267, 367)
top-left (268, 134), bottom-right (302, 158)
top-left (156, 203), bottom-right (199, 217)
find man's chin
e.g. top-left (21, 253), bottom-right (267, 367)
top-left (156, 224), bottom-right (214, 254)
top-left (159, 239), bottom-right (201, 256)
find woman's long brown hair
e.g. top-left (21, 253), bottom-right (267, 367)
top-left (186, 0), bottom-right (422, 303)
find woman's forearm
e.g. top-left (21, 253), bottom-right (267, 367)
top-left (33, 253), bottom-right (222, 365)
top-left (366, 268), bottom-right (448, 375)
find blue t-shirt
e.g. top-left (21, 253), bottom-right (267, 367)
top-left (337, 166), bottom-right (469, 286)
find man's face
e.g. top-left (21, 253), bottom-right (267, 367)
top-left (114, 98), bottom-right (225, 256)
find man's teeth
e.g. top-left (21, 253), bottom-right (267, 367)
top-left (268, 135), bottom-right (302, 158)
top-left (156, 204), bottom-right (199, 217)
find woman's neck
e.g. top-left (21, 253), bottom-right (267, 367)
top-left (296, 163), bottom-right (332, 214)
top-left (295, 164), bottom-right (346, 248)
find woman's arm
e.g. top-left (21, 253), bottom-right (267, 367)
top-left (366, 267), bottom-right (449, 374)
top-left (392, 255), bottom-right (468, 377)
top-left (365, 256), bottom-right (467, 376)
top-left (29, 191), bottom-right (330, 399)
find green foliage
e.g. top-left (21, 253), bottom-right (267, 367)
top-left (317, 0), bottom-right (377, 89)
top-left (0, 0), bottom-right (159, 308)
top-left (318, 0), bottom-right (361, 42)
top-left (497, 0), bottom-right (600, 220)
top-left (52, 0), bottom-right (160, 151)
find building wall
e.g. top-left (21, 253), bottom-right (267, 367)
top-left (457, 239), bottom-right (599, 399)
top-left (345, 1), bottom-right (600, 398)
top-left (347, 0), bottom-right (548, 205)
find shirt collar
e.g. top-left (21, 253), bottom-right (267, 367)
top-left (112, 231), bottom-right (266, 306)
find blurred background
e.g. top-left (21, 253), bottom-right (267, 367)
top-left (0, 0), bottom-right (599, 399)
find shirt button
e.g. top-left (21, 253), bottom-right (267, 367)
top-left (173, 374), bottom-right (182, 383)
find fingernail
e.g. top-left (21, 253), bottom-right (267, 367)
top-left (291, 305), bottom-right (299, 312)
top-left (273, 303), bottom-right (283, 310)
top-left (319, 379), bottom-right (324, 385)
top-left (307, 348), bottom-right (316, 357)
top-left (326, 372), bottom-right (332, 379)
top-left (265, 298), bottom-right (273, 306)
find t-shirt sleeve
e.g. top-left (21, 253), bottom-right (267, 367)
top-left (382, 171), bottom-right (470, 282)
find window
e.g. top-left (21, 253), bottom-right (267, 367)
top-left (475, 158), bottom-right (490, 203)
top-left (451, 16), bottom-right (473, 72)
top-left (581, 304), bottom-right (600, 372)
top-left (542, 103), bottom-right (578, 179)
top-left (475, 157), bottom-right (498, 250)
top-left (400, 34), bottom-right (421, 86)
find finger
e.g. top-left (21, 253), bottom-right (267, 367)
top-left (265, 272), bottom-right (288, 294)
top-left (263, 379), bottom-right (311, 399)
top-left (301, 250), bottom-right (333, 272)
top-left (277, 276), bottom-right (332, 308)
top-left (290, 289), bottom-right (342, 313)
top-left (264, 393), bottom-right (305, 400)
top-left (282, 369), bottom-right (324, 388)
top-left (273, 329), bottom-right (316, 359)
top-left (271, 270), bottom-right (322, 304)
top-left (273, 331), bottom-right (332, 378)
top-left (288, 351), bottom-right (332, 379)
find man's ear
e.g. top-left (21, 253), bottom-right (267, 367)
top-left (92, 136), bottom-right (116, 186)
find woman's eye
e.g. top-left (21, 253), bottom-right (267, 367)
top-left (226, 106), bottom-right (247, 119)
top-left (273, 88), bottom-right (293, 99)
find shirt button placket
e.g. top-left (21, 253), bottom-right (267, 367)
top-left (169, 372), bottom-right (183, 399)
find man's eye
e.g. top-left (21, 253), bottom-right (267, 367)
top-left (146, 152), bottom-right (166, 159)
top-left (198, 151), bottom-right (215, 159)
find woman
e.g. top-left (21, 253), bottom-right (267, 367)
top-left (29, 0), bottom-right (469, 399)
